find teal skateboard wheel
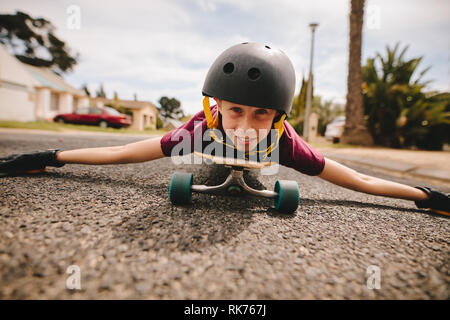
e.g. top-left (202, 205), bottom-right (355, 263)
top-left (274, 180), bottom-right (299, 214)
top-left (169, 172), bottom-right (193, 205)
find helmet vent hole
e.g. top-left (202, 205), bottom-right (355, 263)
top-left (223, 62), bottom-right (234, 74)
top-left (265, 45), bottom-right (271, 49)
top-left (248, 68), bottom-right (261, 80)
top-left (242, 42), bottom-right (248, 44)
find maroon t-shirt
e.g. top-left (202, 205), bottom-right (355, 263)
top-left (160, 105), bottom-right (325, 176)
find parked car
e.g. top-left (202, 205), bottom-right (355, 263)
top-left (324, 116), bottom-right (346, 143)
top-left (53, 106), bottom-right (132, 129)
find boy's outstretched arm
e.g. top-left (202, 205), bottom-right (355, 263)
top-left (318, 157), bottom-right (428, 201)
top-left (0, 136), bottom-right (165, 175)
top-left (57, 136), bottom-right (165, 164)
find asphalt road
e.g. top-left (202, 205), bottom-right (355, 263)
top-left (0, 131), bottom-right (448, 299)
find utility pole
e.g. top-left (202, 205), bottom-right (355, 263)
top-left (303, 22), bottom-right (319, 142)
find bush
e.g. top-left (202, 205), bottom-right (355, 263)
top-left (362, 43), bottom-right (450, 150)
top-left (156, 115), bottom-right (164, 129)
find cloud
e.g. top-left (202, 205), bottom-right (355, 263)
top-left (196, 0), bottom-right (217, 12)
top-left (1, 0), bottom-right (448, 114)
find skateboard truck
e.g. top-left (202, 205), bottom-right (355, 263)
top-left (169, 153), bottom-right (300, 214)
top-left (191, 167), bottom-right (278, 198)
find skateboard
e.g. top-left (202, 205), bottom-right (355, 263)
top-left (430, 208), bottom-right (450, 217)
top-left (0, 167), bottom-right (46, 177)
top-left (168, 151), bottom-right (300, 214)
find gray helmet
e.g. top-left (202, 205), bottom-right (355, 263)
top-left (202, 42), bottom-right (296, 116)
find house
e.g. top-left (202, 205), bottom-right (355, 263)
top-left (91, 97), bottom-right (158, 131)
top-left (0, 44), bottom-right (37, 121)
top-left (0, 44), bottom-right (159, 131)
top-left (24, 64), bottom-right (89, 120)
top-left (0, 44), bottom-right (89, 121)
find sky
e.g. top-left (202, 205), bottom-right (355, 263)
top-left (1, 0), bottom-right (449, 115)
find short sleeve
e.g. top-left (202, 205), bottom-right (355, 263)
top-left (278, 121), bottom-right (325, 176)
top-left (160, 105), bottom-right (218, 157)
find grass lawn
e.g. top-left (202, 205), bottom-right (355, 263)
top-left (0, 120), bottom-right (169, 136)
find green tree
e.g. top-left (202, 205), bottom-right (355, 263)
top-left (288, 74), bottom-right (310, 132)
top-left (313, 97), bottom-right (345, 136)
top-left (362, 43), bottom-right (450, 150)
top-left (158, 96), bottom-right (184, 120)
top-left (156, 115), bottom-right (164, 129)
top-left (289, 93), bottom-right (343, 137)
top-left (96, 83), bottom-right (106, 98)
top-left (0, 11), bottom-right (78, 75)
top-left (397, 92), bottom-right (450, 150)
top-left (291, 74), bottom-right (309, 120)
top-left (81, 83), bottom-right (91, 97)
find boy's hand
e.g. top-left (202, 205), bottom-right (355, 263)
top-left (414, 187), bottom-right (450, 215)
top-left (0, 149), bottom-right (65, 175)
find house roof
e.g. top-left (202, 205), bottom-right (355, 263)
top-left (163, 118), bottom-right (184, 128)
top-left (91, 97), bottom-right (158, 113)
top-left (0, 44), bottom-right (39, 89)
top-left (23, 64), bottom-right (86, 96)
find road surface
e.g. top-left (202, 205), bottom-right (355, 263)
top-left (0, 131), bottom-right (448, 299)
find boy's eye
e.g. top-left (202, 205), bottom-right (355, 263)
top-left (231, 107), bottom-right (242, 113)
top-left (255, 109), bottom-right (268, 115)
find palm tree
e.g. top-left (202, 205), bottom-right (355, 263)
top-left (362, 43), bottom-right (450, 150)
top-left (341, 0), bottom-right (374, 145)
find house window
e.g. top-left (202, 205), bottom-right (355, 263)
top-left (50, 93), bottom-right (59, 111)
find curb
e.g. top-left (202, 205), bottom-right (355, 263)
top-left (322, 152), bottom-right (450, 184)
top-left (0, 127), bottom-right (163, 139)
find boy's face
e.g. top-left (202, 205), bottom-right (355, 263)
top-left (216, 99), bottom-right (279, 152)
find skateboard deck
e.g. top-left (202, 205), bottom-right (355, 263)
top-left (193, 151), bottom-right (276, 169)
top-left (430, 208), bottom-right (450, 217)
top-left (0, 167), bottom-right (47, 177)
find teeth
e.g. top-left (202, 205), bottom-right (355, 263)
top-left (237, 137), bottom-right (254, 143)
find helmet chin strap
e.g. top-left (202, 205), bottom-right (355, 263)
top-left (272, 113), bottom-right (286, 139)
top-left (202, 96), bottom-right (286, 160)
top-left (203, 96), bottom-right (219, 129)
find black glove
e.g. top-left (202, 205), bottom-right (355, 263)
top-left (0, 149), bottom-right (65, 174)
top-left (414, 186), bottom-right (450, 214)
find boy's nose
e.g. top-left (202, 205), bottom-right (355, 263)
top-left (235, 122), bottom-right (257, 138)
top-left (237, 113), bottom-right (256, 132)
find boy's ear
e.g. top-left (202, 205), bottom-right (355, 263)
top-left (213, 97), bottom-right (221, 112)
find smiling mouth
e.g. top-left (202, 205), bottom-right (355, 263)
top-left (236, 136), bottom-right (257, 145)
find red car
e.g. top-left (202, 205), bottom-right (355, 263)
top-left (53, 106), bottom-right (132, 129)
